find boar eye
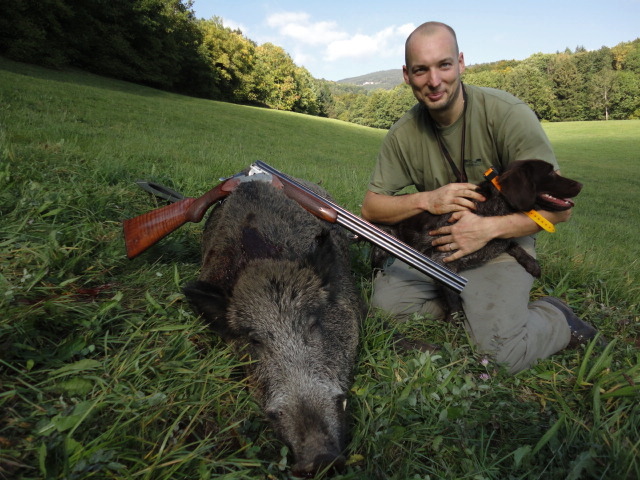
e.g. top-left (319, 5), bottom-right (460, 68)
top-left (266, 409), bottom-right (284, 422)
top-left (248, 331), bottom-right (262, 347)
top-left (308, 316), bottom-right (320, 333)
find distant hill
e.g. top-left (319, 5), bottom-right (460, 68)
top-left (337, 69), bottom-right (403, 91)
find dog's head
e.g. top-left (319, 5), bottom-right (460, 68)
top-left (497, 159), bottom-right (582, 212)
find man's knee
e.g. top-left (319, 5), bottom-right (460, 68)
top-left (371, 287), bottom-right (446, 321)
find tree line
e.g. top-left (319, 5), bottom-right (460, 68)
top-left (0, 0), bottom-right (330, 115)
top-left (2, 0), bottom-right (639, 127)
top-left (332, 43), bottom-right (640, 128)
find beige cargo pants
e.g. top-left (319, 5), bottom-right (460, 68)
top-left (370, 236), bottom-right (571, 373)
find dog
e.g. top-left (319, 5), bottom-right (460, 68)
top-left (372, 159), bottom-right (583, 282)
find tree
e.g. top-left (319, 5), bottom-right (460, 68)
top-left (0, 0), bottom-right (212, 94)
top-left (618, 39), bottom-right (640, 73)
top-left (574, 46), bottom-right (614, 77)
top-left (503, 63), bottom-right (557, 120)
top-left (199, 17), bottom-right (256, 102)
top-left (361, 85), bottom-right (416, 129)
top-left (547, 54), bottom-right (585, 121)
top-left (462, 69), bottom-right (505, 90)
top-left (588, 68), bottom-right (617, 120)
top-left (0, 0), bottom-right (74, 67)
top-left (312, 80), bottom-right (335, 118)
top-left (291, 66), bottom-right (321, 115)
top-left (607, 70), bottom-right (640, 119)
top-left (611, 42), bottom-right (634, 70)
top-left (251, 43), bottom-right (298, 110)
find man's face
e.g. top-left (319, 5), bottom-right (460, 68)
top-left (403, 28), bottom-right (465, 117)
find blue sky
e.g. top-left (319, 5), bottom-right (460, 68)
top-left (191, 0), bottom-right (640, 81)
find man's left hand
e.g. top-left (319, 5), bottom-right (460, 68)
top-left (429, 210), bottom-right (493, 263)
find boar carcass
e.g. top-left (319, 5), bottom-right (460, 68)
top-left (183, 178), bottom-right (362, 476)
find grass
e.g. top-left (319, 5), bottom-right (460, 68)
top-left (1, 57), bottom-right (639, 479)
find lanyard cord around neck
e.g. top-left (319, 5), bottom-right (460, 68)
top-left (431, 83), bottom-right (468, 182)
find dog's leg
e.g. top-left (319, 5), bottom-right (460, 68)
top-left (506, 242), bottom-right (541, 277)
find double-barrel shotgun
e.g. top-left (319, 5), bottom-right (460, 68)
top-left (122, 161), bottom-right (467, 293)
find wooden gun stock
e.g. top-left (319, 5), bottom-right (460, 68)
top-left (123, 176), bottom-right (242, 259)
top-left (122, 170), bottom-right (338, 259)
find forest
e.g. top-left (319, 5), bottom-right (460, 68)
top-left (2, 0), bottom-right (639, 128)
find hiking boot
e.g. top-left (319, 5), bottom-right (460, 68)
top-left (541, 296), bottom-right (606, 348)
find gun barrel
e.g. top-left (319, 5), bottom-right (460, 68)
top-left (253, 161), bottom-right (467, 293)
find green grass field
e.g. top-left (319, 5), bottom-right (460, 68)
top-left (1, 57), bottom-right (639, 479)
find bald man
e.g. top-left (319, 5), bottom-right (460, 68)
top-left (362, 21), bottom-right (602, 373)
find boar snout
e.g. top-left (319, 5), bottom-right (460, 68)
top-left (265, 389), bottom-right (350, 477)
top-left (292, 452), bottom-right (346, 478)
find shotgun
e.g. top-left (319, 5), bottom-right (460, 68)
top-left (122, 162), bottom-right (467, 292)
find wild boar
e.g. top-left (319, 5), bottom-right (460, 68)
top-left (183, 177), bottom-right (362, 476)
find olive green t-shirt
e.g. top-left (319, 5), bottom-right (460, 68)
top-left (368, 84), bottom-right (559, 195)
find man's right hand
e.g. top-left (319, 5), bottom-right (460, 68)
top-left (361, 183), bottom-right (485, 225)
top-left (425, 182), bottom-right (485, 214)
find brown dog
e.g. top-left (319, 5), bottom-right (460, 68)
top-left (372, 159), bottom-right (583, 279)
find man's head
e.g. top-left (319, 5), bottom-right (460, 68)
top-left (403, 22), bottom-right (465, 126)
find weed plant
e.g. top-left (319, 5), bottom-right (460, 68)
top-left (1, 58), bottom-right (639, 479)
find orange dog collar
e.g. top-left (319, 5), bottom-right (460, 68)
top-left (484, 167), bottom-right (555, 233)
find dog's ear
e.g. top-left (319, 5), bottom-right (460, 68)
top-left (499, 160), bottom-right (553, 211)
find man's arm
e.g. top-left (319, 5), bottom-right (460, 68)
top-left (430, 208), bottom-right (572, 263)
top-left (361, 183), bottom-right (486, 224)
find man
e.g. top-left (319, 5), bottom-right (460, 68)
top-left (361, 21), bottom-right (601, 373)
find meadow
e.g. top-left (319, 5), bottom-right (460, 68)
top-left (1, 57), bottom-right (639, 479)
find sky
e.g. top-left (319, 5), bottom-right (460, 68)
top-left (190, 0), bottom-right (640, 81)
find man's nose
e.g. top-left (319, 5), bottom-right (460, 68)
top-left (427, 70), bottom-right (441, 88)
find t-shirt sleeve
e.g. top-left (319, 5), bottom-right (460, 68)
top-left (367, 132), bottom-right (414, 196)
top-left (498, 103), bottom-right (560, 171)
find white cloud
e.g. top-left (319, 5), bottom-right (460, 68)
top-left (324, 23), bottom-right (414, 61)
top-left (266, 12), bottom-right (347, 46)
top-left (262, 12), bottom-right (416, 77)
top-left (220, 17), bottom-right (248, 35)
top-left (291, 50), bottom-right (313, 66)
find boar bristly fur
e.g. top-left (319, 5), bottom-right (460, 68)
top-left (183, 179), bottom-right (361, 476)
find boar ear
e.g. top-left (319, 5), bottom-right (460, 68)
top-left (306, 228), bottom-right (337, 286)
top-left (183, 280), bottom-right (232, 339)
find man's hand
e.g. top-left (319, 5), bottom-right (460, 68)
top-left (430, 207), bottom-right (574, 263)
top-left (427, 183), bottom-right (486, 215)
top-left (429, 210), bottom-right (493, 262)
top-left (361, 183), bottom-right (484, 224)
